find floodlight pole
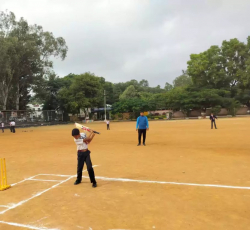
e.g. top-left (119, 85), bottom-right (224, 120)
top-left (104, 90), bottom-right (107, 121)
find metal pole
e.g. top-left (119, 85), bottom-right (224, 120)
top-left (104, 90), bottom-right (107, 121)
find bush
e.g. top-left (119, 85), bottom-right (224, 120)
top-left (117, 113), bottom-right (123, 118)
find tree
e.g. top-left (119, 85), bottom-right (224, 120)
top-left (173, 70), bottom-right (192, 88)
top-left (0, 10), bottom-right (68, 110)
top-left (119, 85), bottom-right (139, 100)
top-left (187, 38), bottom-right (250, 97)
top-left (0, 35), bottom-right (18, 110)
top-left (58, 73), bottom-right (102, 114)
top-left (139, 79), bottom-right (149, 88)
top-left (164, 82), bottom-right (173, 91)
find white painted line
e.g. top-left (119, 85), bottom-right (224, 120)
top-left (37, 174), bottom-right (72, 177)
top-left (81, 176), bottom-right (250, 190)
top-left (11, 175), bottom-right (40, 186)
top-left (0, 165), bottom-right (99, 215)
top-left (0, 205), bottom-right (9, 208)
top-left (27, 179), bottom-right (63, 182)
top-left (0, 220), bottom-right (60, 230)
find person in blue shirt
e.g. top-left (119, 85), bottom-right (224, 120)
top-left (136, 112), bottom-right (149, 146)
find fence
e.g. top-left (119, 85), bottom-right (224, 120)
top-left (0, 110), bottom-right (65, 127)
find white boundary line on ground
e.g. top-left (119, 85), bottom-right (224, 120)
top-left (0, 166), bottom-right (99, 215)
top-left (11, 175), bottom-right (40, 186)
top-left (37, 174), bottom-right (72, 177)
top-left (0, 220), bottom-right (60, 230)
top-left (0, 173), bottom-right (76, 215)
top-left (27, 179), bottom-right (63, 182)
top-left (82, 176), bottom-right (250, 190)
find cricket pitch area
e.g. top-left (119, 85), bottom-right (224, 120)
top-left (0, 118), bottom-right (250, 230)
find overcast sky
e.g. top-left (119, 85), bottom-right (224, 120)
top-left (1, 0), bottom-right (250, 87)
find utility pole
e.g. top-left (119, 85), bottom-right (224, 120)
top-left (104, 90), bottom-right (107, 121)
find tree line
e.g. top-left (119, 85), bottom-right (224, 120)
top-left (1, 11), bottom-right (250, 118)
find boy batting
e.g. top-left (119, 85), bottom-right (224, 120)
top-left (72, 128), bottom-right (97, 188)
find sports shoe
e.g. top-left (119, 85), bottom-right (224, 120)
top-left (74, 180), bottom-right (81, 185)
top-left (143, 143), bottom-right (146, 146)
top-left (137, 144), bottom-right (141, 146)
top-left (92, 183), bottom-right (97, 188)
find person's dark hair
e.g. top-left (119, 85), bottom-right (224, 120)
top-left (72, 128), bottom-right (80, 136)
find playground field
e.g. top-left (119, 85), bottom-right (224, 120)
top-left (0, 118), bottom-right (250, 230)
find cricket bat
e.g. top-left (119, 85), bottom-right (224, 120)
top-left (75, 122), bottom-right (100, 134)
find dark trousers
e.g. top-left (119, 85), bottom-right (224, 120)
top-left (77, 150), bottom-right (96, 184)
top-left (107, 124), bottom-right (110, 130)
top-left (138, 129), bottom-right (146, 144)
top-left (11, 126), bottom-right (16, 133)
top-left (211, 121), bottom-right (217, 129)
top-left (1, 128), bottom-right (4, 133)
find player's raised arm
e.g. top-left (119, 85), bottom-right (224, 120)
top-left (83, 130), bottom-right (95, 144)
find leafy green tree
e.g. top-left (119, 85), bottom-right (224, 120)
top-left (139, 79), bottom-right (149, 88)
top-left (0, 10), bottom-right (68, 110)
top-left (164, 82), bottom-right (173, 91)
top-left (173, 71), bottom-right (192, 88)
top-left (119, 85), bottom-right (139, 100)
top-left (58, 73), bottom-right (102, 115)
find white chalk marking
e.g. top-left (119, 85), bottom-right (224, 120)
top-left (0, 220), bottom-right (59, 230)
top-left (0, 173), bottom-right (82, 215)
top-left (0, 165), bottom-right (99, 215)
top-left (11, 175), bottom-right (40, 186)
top-left (0, 205), bottom-right (9, 208)
top-left (82, 176), bottom-right (250, 190)
top-left (29, 216), bottom-right (48, 224)
top-left (37, 174), bottom-right (72, 177)
top-left (27, 179), bottom-right (63, 182)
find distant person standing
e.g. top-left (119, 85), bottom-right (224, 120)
top-left (106, 120), bottom-right (110, 130)
top-left (136, 112), bottom-right (149, 146)
top-left (1, 122), bottom-right (4, 133)
top-left (10, 120), bottom-right (16, 133)
top-left (210, 113), bottom-right (217, 129)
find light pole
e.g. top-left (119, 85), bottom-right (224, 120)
top-left (104, 90), bottom-right (107, 121)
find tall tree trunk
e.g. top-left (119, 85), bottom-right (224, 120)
top-left (16, 82), bottom-right (20, 110)
top-left (0, 83), bottom-right (9, 111)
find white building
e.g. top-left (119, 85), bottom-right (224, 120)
top-left (26, 104), bottom-right (44, 120)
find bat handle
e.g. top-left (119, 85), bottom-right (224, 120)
top-left (93, 130), bottom-right (100, 134)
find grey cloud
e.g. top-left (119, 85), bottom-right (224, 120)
top-left (1, 0), bottom-right (250, 87)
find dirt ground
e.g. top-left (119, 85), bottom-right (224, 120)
top-left (0, 118), bottom-right (250, 230)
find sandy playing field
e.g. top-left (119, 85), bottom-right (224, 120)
top-left (0, 118), bottom-right (250, 230)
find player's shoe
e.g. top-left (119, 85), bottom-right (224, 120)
top-left (143, 143), bottom-right (146, 146)
top-left (74, 180), bottom-right (81, 185)
top-left (137, 144), bottom-right (141, 146)
top-left (92, 183), bottom-right (97, 188)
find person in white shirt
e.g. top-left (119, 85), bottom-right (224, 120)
top-left (106, 120), bottom-right (110, 130)
top-left (10, 120), bottom-right (16, 133)
top-left (72, 128), bottom-right (97, 188)
top-left (1, 122), bottom-right (4, 133)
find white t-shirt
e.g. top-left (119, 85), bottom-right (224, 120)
top-left (1, 123), bottom-right (4, 127)
top-left (10, 121), bottom-right (15, 126)
top-left (74, 133), bottom-right (88, 150)
top-left (106, 120), bottom-right (110, 124)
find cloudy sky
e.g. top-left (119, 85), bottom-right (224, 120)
top-left (1, 0), bottom-right (250, 87)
